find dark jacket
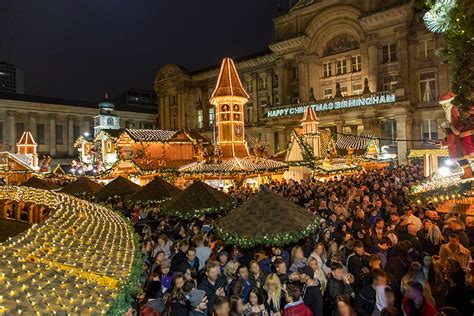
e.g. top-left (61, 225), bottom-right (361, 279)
top-left (347, 253), bottom-right (370, 290)
top-left (302, 283), bottom-right (324, 316)
top-left (176, 258), bottom-right (200, 274)
top-left (197, 277), bottom-right (224, 310)
top-left (417, 229), bottom-right (441, 255)
top-left (324, 277), bottom-right (354, 315)
top-left (171, 251), bottom-right (187, 271)
top-left (354, 284), bottom-right (376, 316)
top-left (445, 285), bottom-right (474, 316)
top-left (398, 233), bottom-right (423, 252)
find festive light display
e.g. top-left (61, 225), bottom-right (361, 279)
top-left (410, 176), bottom-right (473, 203)
top-left (0, 186), bottom-right (139, 314)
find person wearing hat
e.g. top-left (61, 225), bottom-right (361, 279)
top-left (298, 265), bottom-right (323, 316)
top-left (438, 91), bottom-right (473, 179)
top-left (188, 289), bottom-right (208, 316)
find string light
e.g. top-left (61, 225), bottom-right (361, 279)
top-left (0, 186), bottom-right (140, 314)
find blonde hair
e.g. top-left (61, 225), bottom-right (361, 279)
top-left (263, 273), bottom-right (282, 311)
top-left (223, 260), bottom-right (239, 279)
top-left (424, 219), bottom-right (443, 245)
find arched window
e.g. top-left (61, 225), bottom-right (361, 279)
top-left (323, 35), bottom-right (359, 56)
top-left (107, 117), bottom-right (114, 126)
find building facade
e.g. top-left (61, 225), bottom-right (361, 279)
top-left (154, 0), bottom-right (449, 163)
top-left (0, 92), bottom-right (158, 160)
top-left (0, 62), bottom-right (24, 94)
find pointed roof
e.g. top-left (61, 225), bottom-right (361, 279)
top-left (21, 176), bottom-right (61, 191)
top-left (302, 106), bottom-right (319, 123)
top-left (210, 58), bottom-right (249, 102)
top-left (95, 176), bottom-right (141, 200)
top-left (129, 177), bottom-right (182, 204)
top-left (162, 180), bottom-right (236, 220)
top-left (61, 177), bottom-right (103, 195)
top-left (17, 131), bottom-right (37, 145)
top-left (217, 191), bottom-right (320, 248)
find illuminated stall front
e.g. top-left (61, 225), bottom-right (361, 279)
top-left (178, 58), bottom-right (287, 188)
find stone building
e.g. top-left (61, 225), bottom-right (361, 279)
top-left (154, 0), bottom-right (449, 163)
top-left (0, 92), bottom-right (158, 161)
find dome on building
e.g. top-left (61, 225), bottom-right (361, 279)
top-left (98, 93), bottom-right (115, 110)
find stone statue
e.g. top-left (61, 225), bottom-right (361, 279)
top-left (363, 78), bottom-right (371, 95)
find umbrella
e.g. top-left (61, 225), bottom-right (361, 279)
top-left (20, 176), bottom-right (61, 191)
top-left (95, 176), bottom-right (141, 201)
top-left (217, 191), bottom-right (320, 248)
top-left (162, 180), bottom-right (235, 220)
top-left (60, 177), bottom-right (103, 196)
top-left (129, 177), bottom-right (181, 205)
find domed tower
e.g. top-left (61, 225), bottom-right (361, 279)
top-left (210, 58), bottom-right (250, 158)
top-left (94, 94), bottom-right (120, 136)
top-left (301, 106), bottom-right (321, 158)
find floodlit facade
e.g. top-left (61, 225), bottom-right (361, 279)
top-left (154, 0), bottom-right (449, 163)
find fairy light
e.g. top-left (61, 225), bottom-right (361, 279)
top-left (0, 186), bottom-right (137, 314)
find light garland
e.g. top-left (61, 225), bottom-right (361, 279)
top-left (162, 200), bottom-right (236, 220)
top-left (0, 186), bottom-right (138, 314)
top-left (410, 176), bottom-right (474, 203)
top-left (215, 217), bottom-right (321, 248)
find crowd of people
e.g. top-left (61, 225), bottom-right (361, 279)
top-left (126, 165), bottom-right (473, 316)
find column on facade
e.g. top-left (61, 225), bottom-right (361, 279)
top-left (309, 56), bottom-right (321, 100)
top-left (177, 93), bottom-right (182, 129)
top-left (366, 34), bottom-right (379, 92)
top-left (49, 114), bottom-right (56, 157)
top-left (84, 118), bottom-right (90, 136)
top-left (29, 112), bottom-right (36, 138)
top-left (159, 96), bottom-right (166, 129)
top-left (68, 115), bottom-right (74, 156)
top-left (395, 114), bottom-right (410, 164)
top-left (396, 29), bottom-right (409, 96)
top-left (335, 120), bottom-right (344, 140)
top-left (276, 59), bottom-right (288, 105)
top-left (297, 59), bottom-right (308, 102)
top-left (278, 130), bottom-right (287, 153)
top-left (182, 92), bottom-right (187, 129)
top-left (164, 95), bottom-right (170, 130)
top-left (251, 73), bottom-right (261, 121)
top-left (267, 69), bottom-right (274, 109)
top-left (265, 131), bottom-right (275, 156)
top-left (7, 110), bottom-right (16, 152)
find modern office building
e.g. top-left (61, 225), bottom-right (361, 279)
top-left (0, 62), bottom-right (24, 94)
top-left (154, 0), bottom-right (449, 162)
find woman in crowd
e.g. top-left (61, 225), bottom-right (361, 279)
top-left (244, 288), bottom-right (266, 315)
top-left (263, 273), bottom-right (285, 315)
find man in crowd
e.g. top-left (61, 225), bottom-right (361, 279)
top-left (354, 269), bottom-right (388, 316)
top-left (299, 265), bottom-right (324, 316)
top-left (324, 262), bottom-right (354, 315)
top-left (198, 261), bottom-right (225, 310)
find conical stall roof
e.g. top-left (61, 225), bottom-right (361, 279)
top-left (162, 180), bottom-right (236, 220)
top-left (129, 177), bottom-right (182, 204)
top-left (210, 57), bottom-right (250, 102)
top-left (95, 176), bottom-right (141, 201)
top-left (20, 176), bottom-right (61, 191)
top-left (60, 177), bottom-right (103, 196)
top-left (217, 191), bottom-right (320, 248)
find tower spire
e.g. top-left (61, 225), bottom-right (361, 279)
top-left (210, 58), bottom-right (249, 159)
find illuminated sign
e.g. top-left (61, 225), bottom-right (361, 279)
top-left (266, 92), bottom-right (396, 118)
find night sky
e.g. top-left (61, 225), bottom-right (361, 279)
top-left (0, 0), bottom-right (288, 101)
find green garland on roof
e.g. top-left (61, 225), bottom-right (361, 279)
top-left (107, 223), bottom-right (143, 315)
top-left (162, 200), bottom-right (237, 220)
top-left (413, 0), bottom-right (474, 112)
top-left (215, 217), bottom-right (321, 248)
